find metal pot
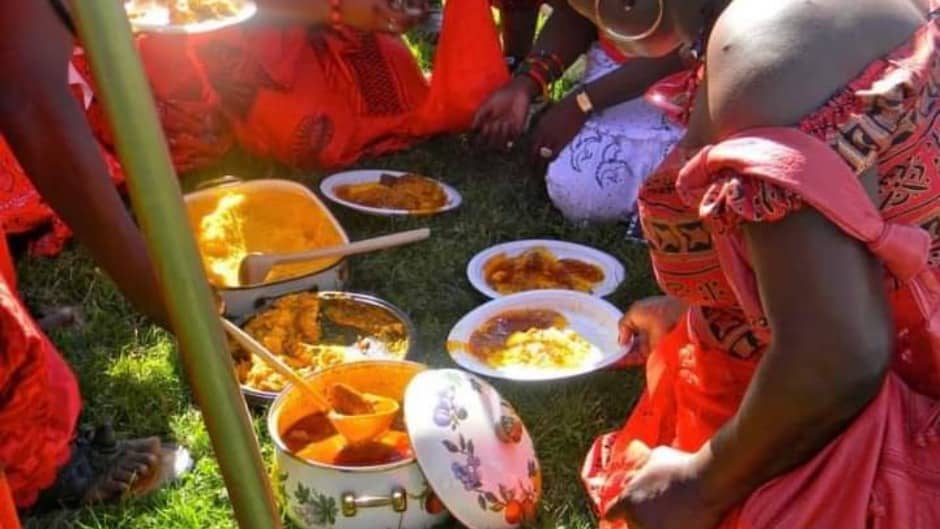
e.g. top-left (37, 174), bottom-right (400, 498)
top-left (268, 361), bottom-right (543, 529)
top-left (184, 177), bottom-right (351, 317)
top-left (227, 291), bottom-right (417, 406)
top-left (269, 361), bottom-right (449, 529)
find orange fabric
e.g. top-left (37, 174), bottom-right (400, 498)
top-left (585, 316), bottom-right (940, 529)
top-left (142, 0), bottom-right (509, 171)
top-left (0, 472), bottom-right (21, 529)
top-left (187, 26), bottom-right (425, 170)
top-left (0, 230), bottom-right (80, 509)
top-left (583, 12), bottom-right (940, 529)
top-left (409, 0), bottom-right (510, 136)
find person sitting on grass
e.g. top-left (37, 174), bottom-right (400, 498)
top-left (76, 0), bottom-right (508, 176)
top-left (474, 0), bottom-right (685, 225)
top-left (0, 0), bottom-right (197, 523)
top-left (579, 0), bottom-right (940, 528)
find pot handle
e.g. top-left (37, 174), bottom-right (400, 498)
top-left (341, 487), bottom-right (407, 517)
top-left (477, 377), bottom-right (523, 445)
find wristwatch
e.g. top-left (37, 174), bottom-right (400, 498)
top-left (575, 88), bottom-right (595, 115)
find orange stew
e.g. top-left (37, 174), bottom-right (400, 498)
top-left (335, 174), bottom-right (447, 211)
top-left (283, 412), bottom-right (413, 467)
top-left (484, 248), bottom-right (605, 294)
top-left (468, 309), bottom-right (566, 358)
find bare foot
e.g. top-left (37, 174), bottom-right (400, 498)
top-left (32, 423), bottom-right (190, 513)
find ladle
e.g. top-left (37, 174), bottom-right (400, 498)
top-left (220, 318), bottom-right (399, 444)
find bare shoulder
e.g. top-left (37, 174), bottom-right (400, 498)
top-left (703, 0), bottom-right (927, 139)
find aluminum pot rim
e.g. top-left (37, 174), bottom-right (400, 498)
top-left (267, 359), bottom-right (427, 473)
top-left (234, 291), bottom-right (418, 403)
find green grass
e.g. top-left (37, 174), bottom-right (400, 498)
top-left (18, 135), bottom-right (657, 529)
top-left (18, 29), bottom-right (658, 529)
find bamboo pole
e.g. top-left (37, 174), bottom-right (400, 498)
top-left (70, 4), bottom-right (282, 528)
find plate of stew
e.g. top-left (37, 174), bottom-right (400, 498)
top-left (125, 0), bottom-right (258, 34)
top-left (446, 290), bottom-right (627, 381)
top-left (467, 239), bottom-right (625, 299)
top-left (320, 170), bottom-right (462, 216)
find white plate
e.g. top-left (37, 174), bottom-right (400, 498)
top-left (467, 239), bottom-right (625, 299)
top-left (125, 0), bottom-right (258, 34)
top-left (447, 290), bottom-right (627, 381)
top-left (320, 170), bottom-right (462, 216)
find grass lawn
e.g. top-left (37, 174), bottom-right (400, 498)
top-left (18, 29), bottom-right (659, 529)
top-left (19, 136), bottom-right (659, 529)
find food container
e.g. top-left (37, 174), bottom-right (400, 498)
top-left (269, 361), bottom-right (542, 529)
top-left (228, 291), bottom-right (417, 405)
top-left (184, 177), bottom-right (350, 317)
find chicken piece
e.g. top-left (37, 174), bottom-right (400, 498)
top-left (329, 383), bottom-right (376, 416)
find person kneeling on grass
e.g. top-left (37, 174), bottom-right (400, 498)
top-left (474, 0), bottom-right (685, 225)
top-left (581, 0), bottom-right (940, 528)
top-left (0, 0), bottom-right (194, 523)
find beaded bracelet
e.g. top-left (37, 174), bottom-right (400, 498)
top-left (515, 50), bottom-right (566, 97)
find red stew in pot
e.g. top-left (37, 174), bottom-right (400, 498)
top-left (282, 411), bottom-right (413, 467)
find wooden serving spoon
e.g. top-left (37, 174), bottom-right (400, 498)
top-left (220, 318), bottom-right (399, 444)
top-left (237, 228), bottom-right (431, 286)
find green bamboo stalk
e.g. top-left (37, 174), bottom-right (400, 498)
top-left (70, 4), bottom-right (282, 528)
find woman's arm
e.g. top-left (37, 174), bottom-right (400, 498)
top-left (528, 50), bottom-right (682, 164)
top-left (699, 202), bottom-right (892, 506)
top-left (0, 0), bottom-right (168, 326)
top-left (530, 0), bottom-right (600, 72)
top-left (583, 50), bottom-right (683, 112)
top-left (497, 0), bottom-right (601, 102)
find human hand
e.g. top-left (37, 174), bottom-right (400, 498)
top-left (530, 94), bottom-right (587, 167)
top-left (618, 296), bottom-right (686, 361)
top-left (472, 76), bottom-right (537, 152)
top-left (340, 0), bottom-right (424, 33)
top-left (604, 446), bottom-right (727, 529)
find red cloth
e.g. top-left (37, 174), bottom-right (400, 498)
top-left (0, 56), bottom-right (125, 257)
top-left (598, 35), bottom-right (628, 64)
top-left (583, 12), bottom-right (940, 529)
top-left (409, 0), bottom-right (510, 136)
top-left (0, 471), bottom-right (20, 529)
top-left (72, 37), bottom-right (234, 174)
top-left (0, 231), bottom-right (81, 510)
top-left (138, 0), bottom-right (508, 171)
top-left (584, 317), bottom-right (940, 529)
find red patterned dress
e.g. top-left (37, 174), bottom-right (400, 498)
top-left (582, 9), bottom-right (940, 529)
top-left (121, 0), bottom-right (507, 172)
top-left (0, 232), bottom-right (80, 513)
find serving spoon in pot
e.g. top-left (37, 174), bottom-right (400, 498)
top-left (238, 228), bottom-right (431, 286)
top-left (220, 318), bottom-right (399, 444)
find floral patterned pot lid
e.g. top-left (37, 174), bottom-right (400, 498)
top-left (404, 369), bottom-right (541, 529)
